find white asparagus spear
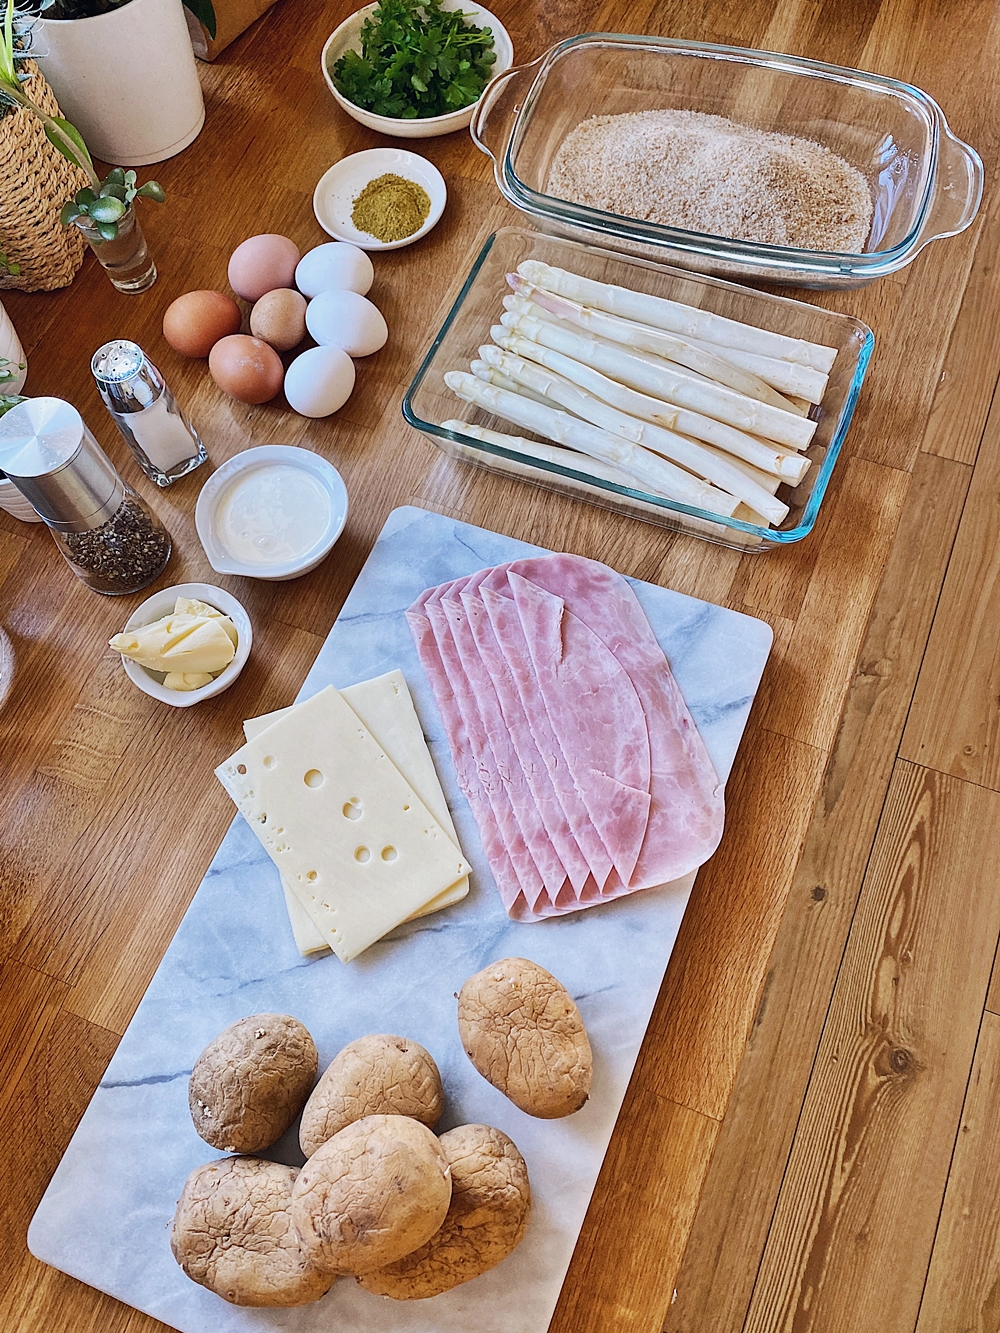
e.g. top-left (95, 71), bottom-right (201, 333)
top-left (471, 358), bottom-right (552, 407)
top-left (492, 322), bottom-right (810, 482)
top-left (681, 334), bottom-right (829, 403)
top-left (442, 419), bottom-right (672, 494)
top-left (475, 354), bottom-right (784, 501)
top-left (497, 310), bottom-right (817, 451)
top-left (507, 276), bottom-right (797, 411)
top-left (443, 371), bottom-right (741, 516)
top-left (478, 344), bottom-right (788, 524)
top-left (517, 261), bottom-right (839, 373)
top-left (504, 293), bottom-right (826, 407)
top-left (441, 420), bottom-right (767, 529)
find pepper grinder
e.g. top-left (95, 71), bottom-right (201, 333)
top-left (92, 339), bottom-right (206, 488)
top-left (0, 397), bottom-right (171, 595)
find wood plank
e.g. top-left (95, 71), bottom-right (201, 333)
top-left (915, 1009), bottom-right (1000, 1333)
top-left (901, 383), bottom-right (1000, 789)
top-left (0, 1010), bottom-right (124, 1330)
top-left (921, 177), bottom-right (1000, 464)
top-left (743, 761), bottom-right (1000, 1333)
top-left (748, 458), bottom-right (910, 753)
top-left (666, 451), bottom-right (971, 1333)
top-left (647, 724), bottom-right (828, 1121)
top-left (549, 1088), bottom-right (719, 1333)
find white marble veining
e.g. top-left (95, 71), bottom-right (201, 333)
top-left (28, 506), bottom-right (773, 1333)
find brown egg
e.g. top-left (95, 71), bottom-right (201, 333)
top-left (162, 290), bottom-right (242, 358)
top-left (250, 288), bottom-right (307, 352)
top-left (209, 335), bottom-right (284, 404)
top-left (228, 234), bottom-right (301, 302)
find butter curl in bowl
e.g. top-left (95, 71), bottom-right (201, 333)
top-left (112, 581), bottom-right (252, 707)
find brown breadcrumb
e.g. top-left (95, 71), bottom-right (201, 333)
top-left (547, 109), bottom-right (874, 254)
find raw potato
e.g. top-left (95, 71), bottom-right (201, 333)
top-left (171, 1156), bottom-right (335, 1307)
top-left (359, 1123), bottom-right (531, 1299)
top-left (457, 958), bottom-right (593, 1118)
top-left (299, 1034), bottom-right (444, 1158)
top-left (291, 1114), bottom-right (452, 1275)
top-left (189, 1013), bottom-right (318, 1153)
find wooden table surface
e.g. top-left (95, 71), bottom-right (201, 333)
top-left (4, 2), bottom-right (1000, 1331)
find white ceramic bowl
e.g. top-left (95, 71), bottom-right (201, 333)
top-left (117, 582), bottom-right (252, 709)
top-left (313, 148), bottom-right (447, 250)
top-left (195, 445), bottom-right (348, 581)
top-left (321, 1), bottom-right (513, 139)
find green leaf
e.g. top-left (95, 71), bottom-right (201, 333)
top-left (76, 186), bottom-right (96, 206)
top-left (96, 222), bottom-right (119, 242)
top-left (44, 115), bottom-right (96, 178)
top-left (89, 195), bottom-right (126, 223)
top-left (60, 201), bottom-right (83, 225)
top-left (136, 179), bottom-right (165, 203)
top-left (100, 182), bottom-right (127, 200)
top-left (105, 167), bottom-right (126, 186)
top-left (183, 0), bottom-right (216, 39)
top-left (124, 169), bottom-right (137, 187)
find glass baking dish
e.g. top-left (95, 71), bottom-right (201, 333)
top-left (471, 34), bottom-right (983, 289)
top-left (402, 228), bottom-right (873, 550)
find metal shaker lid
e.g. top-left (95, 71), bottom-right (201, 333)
top-left (92, 340), bottom-right (161, 412)
top-left (0, 397), bottom-right (122, 530)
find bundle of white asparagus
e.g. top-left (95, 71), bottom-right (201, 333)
top-left (440, 260), bottom-right (839, 528)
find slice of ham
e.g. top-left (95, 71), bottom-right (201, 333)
top-left (479, 570), bottom-right (615, 888)
top-left (506, 553), bottom-right (724, 885)
top-left (507, 571), bottom-right (652, 887)
top-left (442, 584), bottom-right (570, 903)
top-left (415, 574), bottom-right (561, 917)
top-left (459, 584), bottom-right (593, 895)
top-left (406, 587), bottom-right (536, 920)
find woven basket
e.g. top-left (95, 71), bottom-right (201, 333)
top-left (0, 62), bottom-right (89, 292)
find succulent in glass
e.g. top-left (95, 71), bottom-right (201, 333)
top-left (60, 168), bottom-right (164, 243)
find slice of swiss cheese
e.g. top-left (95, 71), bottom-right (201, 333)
top-left (244, 670), bottom-right (468, 956)
top-left (217, 684), bottom-right (470, 963)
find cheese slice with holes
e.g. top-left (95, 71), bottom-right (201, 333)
top-left (244, 670), bottom-right (468, 956)
top-left (216, 684), bottom-right (470, 963)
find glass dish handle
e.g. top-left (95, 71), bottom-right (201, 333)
top-left (915, 122), bottom-right (984, 251)
top-left (471, 56), bottom-right (545, 164)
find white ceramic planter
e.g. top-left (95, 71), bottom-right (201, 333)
top-left (38, 0), bottom-right (205, 166)
top-left (0, 301), bottom-right (26, 393)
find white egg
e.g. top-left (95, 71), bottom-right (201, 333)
top-left (305, 290), bottom-right (388, 358)
top-left (283, 346), bottom-right (356, 418)
top-left (295, 243), bottom-right (374, 298)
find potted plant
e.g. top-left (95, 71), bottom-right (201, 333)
top-left (2, 2), bottom-right (166, 292)
top-left (26, 0), bottom-right (214, 165)
top-left (0, 8), bottom-right (87, 290)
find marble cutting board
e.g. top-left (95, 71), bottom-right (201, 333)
top-left (28, 506), bottom-right (773, 1333)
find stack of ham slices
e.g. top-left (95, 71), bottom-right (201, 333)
top-left (407, 552), bottom-right (725, 921)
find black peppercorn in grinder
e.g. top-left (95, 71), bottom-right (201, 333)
top-left (0, 397), bottom-right (171, 595)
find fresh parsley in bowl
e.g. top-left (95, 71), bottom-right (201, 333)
top-left (321, 0), bottom-right (513, 138)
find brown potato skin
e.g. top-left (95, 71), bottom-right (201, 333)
top-left (170, 1156), bottom-right (335, 1307)
top-left (299, 1034), bottom-right (444, 1158)
top-left (291, 1114), bottom-right (451, 1275)
top-left (359, 1123), bottom-right (531, 1299)
top-left (457, 958), bottom-right (593, 1118)
top-left (188, 1013), bottom-right (318, 1153)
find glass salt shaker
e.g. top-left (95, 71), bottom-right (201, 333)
top-left (0, 397), bottom-right (172, 595)
top-left (92, 339), bottom-right (206, 488)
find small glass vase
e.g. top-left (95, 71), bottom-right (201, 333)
top-left (75, 206), bottom-right (157, 294)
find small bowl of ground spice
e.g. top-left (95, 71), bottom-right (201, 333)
top-left (313, 148), bottom-right (447, 251)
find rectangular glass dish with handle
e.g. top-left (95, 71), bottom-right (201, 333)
top-left (471, 34), bottom-right (982, 289)
top-left (403, 228), bottom-right (874, 551)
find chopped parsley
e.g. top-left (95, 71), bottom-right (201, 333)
top-left (332, 0), bottom-right (496, 120)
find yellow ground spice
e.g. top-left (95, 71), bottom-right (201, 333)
top-left (351, 173), bottom-right (431, 243)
